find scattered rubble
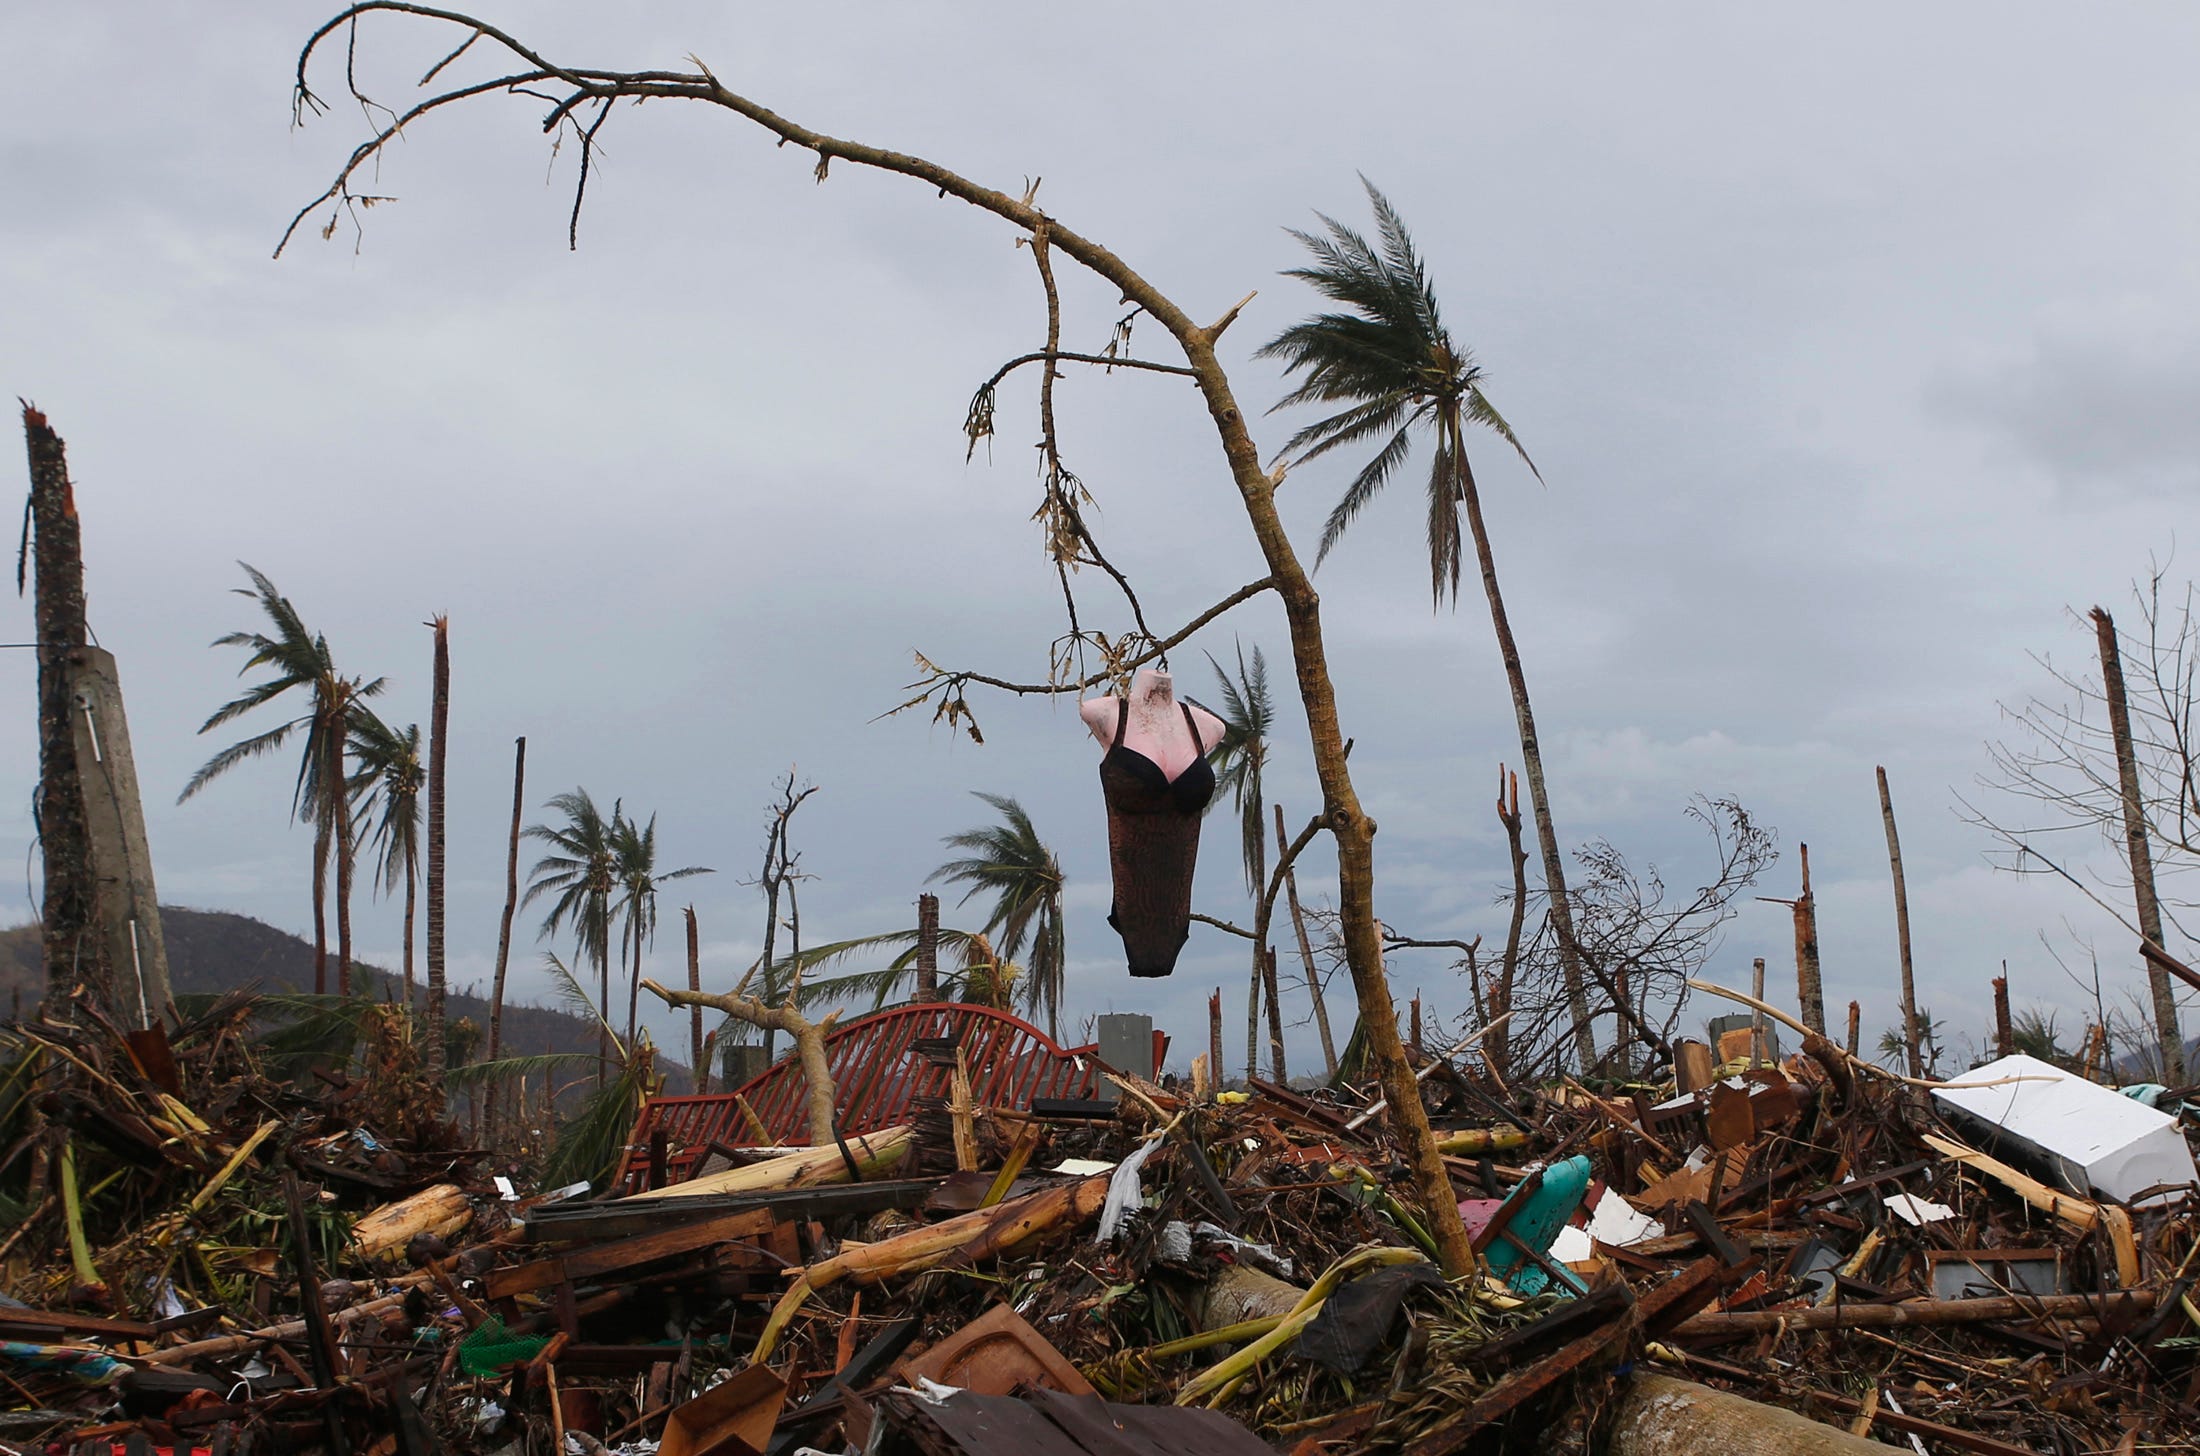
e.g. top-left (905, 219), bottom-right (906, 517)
top-left (4, 987), bottom-right (2199, 1455)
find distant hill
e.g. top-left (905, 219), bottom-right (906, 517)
top-left (0, 906), bottom-right (695, 1089)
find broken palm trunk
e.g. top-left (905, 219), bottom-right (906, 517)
top-left (1610, 1375), bottom-right (1899, 1456)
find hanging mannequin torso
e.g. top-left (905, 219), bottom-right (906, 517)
top-left (1080, 670), bottom-right (1226, 782)
top-left (1086, 668), bottom-right (1223, 978)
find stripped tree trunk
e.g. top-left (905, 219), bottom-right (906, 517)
top-left (311, 819), bottom-right (330, 997)
top-left (1493, 767), bottom-right (1528, 1083)
top-left (1208, 990), bottom-right (1224, 1094)
top-left (1751, 957), bottom-right (1768, 1062)
top-left (1245, 804), bottom-right (1269, 1084)
top-left (2093, 606), bottom-right (2183, 1082)
top-left (914, 892), bottom-right (939, 1002)
top-left (1262, 947), bottom-right (1288, 1082)
top-left (1792, 843), bottom-right (1824, 1037)
top-left (400, 850), bottom-right (417, 1005)
top-left (1458, 461), bottom-right (1594, 1070)
top-left (484, 736), bottom-right (524, 1135)
top-left (686, 907), bottom-right (706, 1093)
top-left (625, 925), bottom-right (645, 1060)
top-left (1993, 973), bottom-right (2013, 1058)
top-left (329, 732), bottom-right (354, 997)
top-left (423, 616), bottom-right (449, 1091)
top-left (1875, 768), bottom-right (1923, 1079)
top-left (1276, 805), bottom-right (1335, 1076)
top-left (20, 406), bottom-right (111, 1016)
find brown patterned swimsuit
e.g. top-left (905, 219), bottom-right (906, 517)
top-left (1100, 698), bottom-right (1216, 977)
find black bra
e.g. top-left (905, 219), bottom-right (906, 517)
top-left (1103, 699), bottom-right (1216, 814)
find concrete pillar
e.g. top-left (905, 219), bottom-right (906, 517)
top-left (64, 646), bottom-right (172, 1025)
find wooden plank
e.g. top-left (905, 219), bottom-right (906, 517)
top-left (0, 1306), bottom-right (157, 1341)
top-left (519, 1179), bottom-right (937, 1243)
top-left (281, 1170), bottom-right (351, 1456)
top-left (1670, 1289), bottom-right (2155, 1339)
top-left (1408, 1311), bottom-right (1635, 1453)
top-left (1633, 1256), bottom-right (1726, 1338)
top-left (488, 1207), bottom-right (777, 1299)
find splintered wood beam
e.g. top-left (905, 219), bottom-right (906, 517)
top-left (485, 1206), bottom-right (778, 1299)
top-left (1668, 1289), bottom-right (2155, 1338)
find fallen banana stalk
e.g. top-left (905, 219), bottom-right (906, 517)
top-left (1434, 1127), bottom-right (1530, 1157)
top-left (754, 1169), bottom-right (1113, 1361)
top-left (1083, 1315), bottom-right (1288, 1398)
top-left (1176, 1245), bottom-right (1430, 1407)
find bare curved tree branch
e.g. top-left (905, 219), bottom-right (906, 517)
top-left (282, 3), bottom-right (1476, 1273)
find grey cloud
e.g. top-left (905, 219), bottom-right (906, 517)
top-left (4, 3), bottom-right (2199, 1075)
top-left (1927, 314), bottom-right (2200, 502)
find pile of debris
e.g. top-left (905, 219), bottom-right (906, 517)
top-left (4, 989), bottom-right (2199, 1455)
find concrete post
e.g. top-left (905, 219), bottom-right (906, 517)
top-left (64, 645), bottom-right (172, 1025)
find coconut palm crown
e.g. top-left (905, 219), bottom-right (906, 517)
top-left (1205, 643), bottom-right (1274, 898)
top-left (182, 562), bottom-right (383, 995)
top-left (524, 787), bottom-right (621, 1081)
top-left (1255, 178), bottom-right (1539, 607)
top-left (610, 808), bottom-right (712, 1046)
top-left (349, 710), bottom-right (424, 998)
top-left (929, 792), bottom-right (1066, 1037)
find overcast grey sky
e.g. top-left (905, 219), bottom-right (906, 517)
top-left (3, 4), bottom-right (2195, 1071)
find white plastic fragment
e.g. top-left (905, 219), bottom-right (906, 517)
top-left (1050, 1158), bottom-right (1117, 1176)
top-left (1550, 1225), bottom-right (1595, 1263)
top-left (1882, 1192), bottom-right (1956, 1226)
top-left (1096, 1137), bottom-right (1166, 1242)
top-left (1932, 1052), bottom-right (2200, 1206)
top-left (1585, 1187), bottom-right (1666, 1248)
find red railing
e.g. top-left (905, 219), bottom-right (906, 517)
top-left (616, 1003), bottom-right (1157, 1191)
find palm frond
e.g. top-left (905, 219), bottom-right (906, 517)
top-left (1205, 643), bottom-right (1274, 895)
top-left (929, 793), bottom-right (1067, 1036)
top-left (1465, 385), bottom-right (1543, 484)
top-left (1263, 184), bottom-right (1539, 610)
top-left (178, 721), bottom-right (299, 804)
top-left (541, 951), bottom-right (619, 1050)
top-left (540, 1060), bottom-right (648, 1191)
top-left (446, 1050), bottom-right (597, 1089)
top-left (1315, 424), bottom-right (1418, 569)
top-left (1425, 418), bottom-right (1465, 604)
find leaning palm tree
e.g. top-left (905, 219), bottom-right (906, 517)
top-left (1207, 643), bottom-right (1287, 1080)
top-left (523, 788), bottom-right (621, 1085)
top-left (929, 793), bottom-right (1067, 1038)
top-left (182, 563), bottom-right (383, 996)
top-left (1206, 643), bottom-right (1273, 898)
top-left (610, 809), bottom-right (712, 1050)
top-left (349, 711), bottom-right (423, 1003)
top-left (1258, 182), bottom-right (1596, 1068)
